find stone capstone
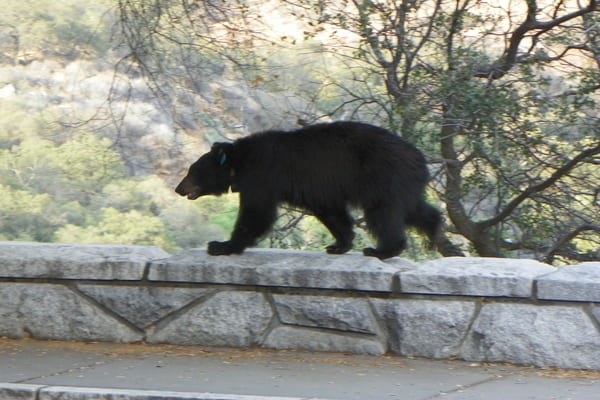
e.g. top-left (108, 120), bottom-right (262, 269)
top-left (147, 291), bottom-right (273, 347)
top-left (0, 242), bottom-right (168, 280)
top-left (0, 283), bottom-right (143, 342)
top-left (461, 303), bottom-right (600, 370)
top-left (536, 263), bottom-right (600, 302)
top-left (399, 257), bottom-right (555, 297)
top-left (149, 249), bottom-right (413, 292)
top-left (372, 299), bottom-right (477, 358)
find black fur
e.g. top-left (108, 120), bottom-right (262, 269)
top-left (175, 121), bottom-right (441, 260)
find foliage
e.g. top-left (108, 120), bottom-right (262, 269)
top-left (55, 207), bottom-right (169, 248)
top-left (52, 133), bottom-right (127, 193)
top-left (0, 184), bottom-right (54, 241)
top-left (0, 125), bottom-right (236, 252)
top-left (0, 0), bottom-right (112, 63)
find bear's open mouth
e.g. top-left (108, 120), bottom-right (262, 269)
top-left (187, 192), bottom-right (201, 200)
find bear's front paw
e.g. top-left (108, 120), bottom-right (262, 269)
top-left (208, 241), bottom-right (233, 256)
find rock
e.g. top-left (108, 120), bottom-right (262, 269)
top-left (0, 283), bottom-right (143, 342)
top-left (0, 242), bottom-right (168, 280)
top-left (536, 263), bottom-right (600, 302)
top-left (372, 299), bottom-right (476, 358)
top-left (0, 84), bottom-right (16, 98)
top-left (399, 257), bottom-right (555, 297)
top-left (461, 303), bottom-right (600, 370)
top-left (593, 305), bottom-right (600, 325)
top-left (263, 326), bottom-right (386, 355)
top-left (147, 291), bottom-right (272, 347)
top-left (149, 249), bottom-right (413, 292)
top-left (272, 295), bottom-right (378, 334)
top-left (77, 285), bottom-right (213, 329)
top-left (0, 383), bottom-right (38, 400)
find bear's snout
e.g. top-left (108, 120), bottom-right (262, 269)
top-left (175, 177), bottom-right (201, 200)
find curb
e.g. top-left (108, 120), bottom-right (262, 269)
top-left (0, 383), bottom-right (327, 400)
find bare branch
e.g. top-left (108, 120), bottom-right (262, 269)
top-left (474, 0), bottom-right (599, 79)
top-left (543, 224), bottom-right (600, 263)
top-left (479, 142), bottom-right (600, 229)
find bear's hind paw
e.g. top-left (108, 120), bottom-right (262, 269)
top-left (326, 243), bottom-right (352, 255)
top-left (363, 247), bottom-right (400, 260)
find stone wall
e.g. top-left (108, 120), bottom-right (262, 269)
top-left (1, 242), bottom-right (599, 370)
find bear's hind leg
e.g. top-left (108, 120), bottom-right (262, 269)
top-left (315, 209), bottom-right (355, 255)
top-left (362, 205), bottom-right (407, 260)
top-left (406, 201), bottom-right (441, 247)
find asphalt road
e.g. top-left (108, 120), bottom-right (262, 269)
top-left (1, 338), bottom-right (599, 400)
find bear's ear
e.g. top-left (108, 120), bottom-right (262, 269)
top-left (211, 142), bottom-right (233, 166)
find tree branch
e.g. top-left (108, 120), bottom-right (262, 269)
top-left (474, 0), bottom-right (599, 79)
top-left (543, 224), bottom-right (600, 263)
top-left (479, 142), bottom-right (600, 230)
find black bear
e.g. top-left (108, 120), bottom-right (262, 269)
top-left (175, 121), bottom-right (440, 260)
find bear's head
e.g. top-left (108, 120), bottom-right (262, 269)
top-left (175, 142), bottom-right (233, 200)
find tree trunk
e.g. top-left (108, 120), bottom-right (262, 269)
top-left (439, 107), bottom-right (504, 258)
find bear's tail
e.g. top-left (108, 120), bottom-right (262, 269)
top-left (407, 201), bottom-right (442, 249)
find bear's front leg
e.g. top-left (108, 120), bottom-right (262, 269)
top-left (207, 194), bottom-right (277, 256)
top-left (314, 209), bottom-right (355, 255)
top-left (207, 241), bottom-right (240, 255)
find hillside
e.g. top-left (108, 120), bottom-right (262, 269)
top-left (0, 0), bottom-right (370, 256)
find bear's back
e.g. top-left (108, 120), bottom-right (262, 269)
top-left (275, 121), bottom-right (426, 177)
top-left (231, 121), bottom-right (429, 208)
top-left (236, 121), bottom-right (417, 161)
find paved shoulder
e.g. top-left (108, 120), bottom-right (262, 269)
top-left (1, 339), bottom-right (599, 400)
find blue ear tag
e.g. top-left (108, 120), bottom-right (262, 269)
top-left (219, 153), bottom-right (227, 166)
